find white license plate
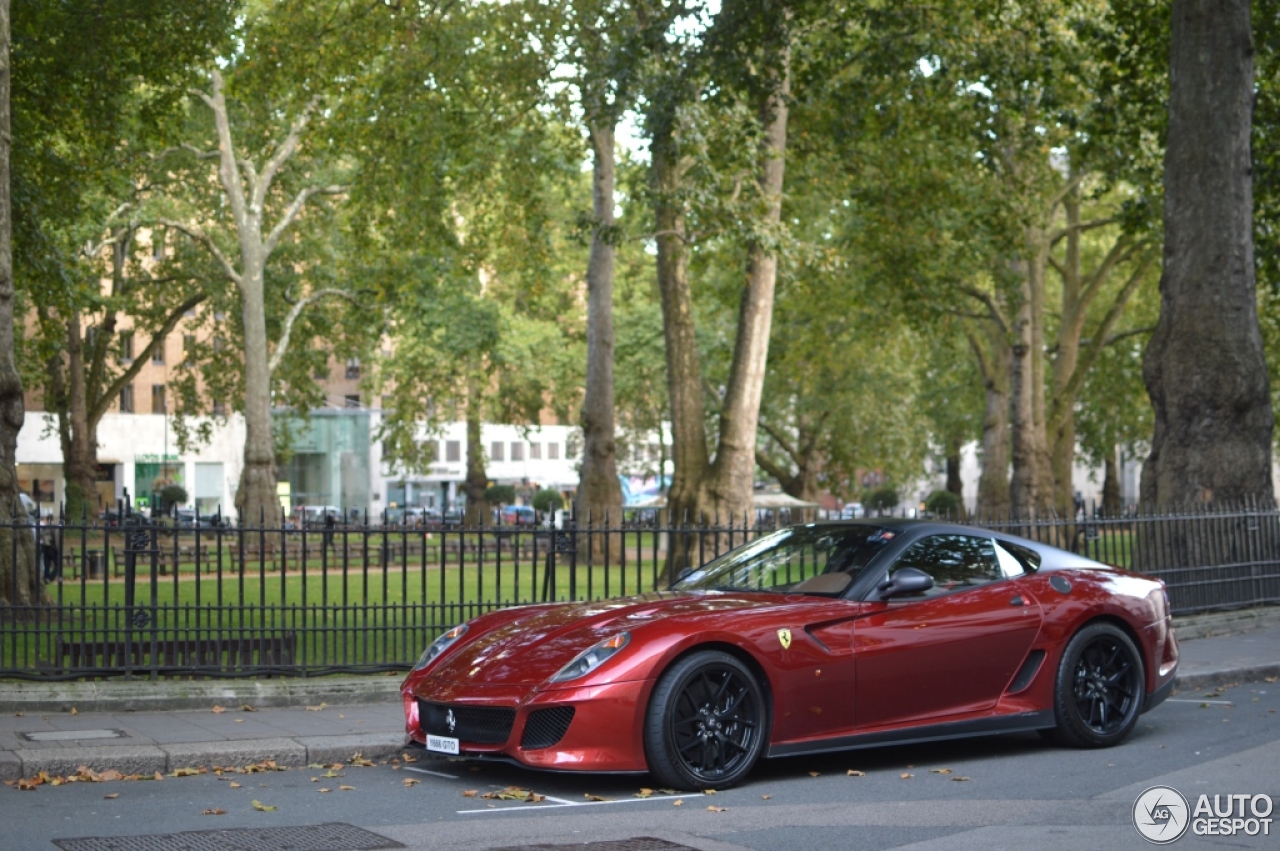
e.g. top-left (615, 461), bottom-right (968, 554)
top-left (426, 734), bottom-right (459, 755)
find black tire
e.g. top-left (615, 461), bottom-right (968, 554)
top-left (1049, 622), bottom-right (1144, 748)
top-left (643, 650), bottom-right (767, 790)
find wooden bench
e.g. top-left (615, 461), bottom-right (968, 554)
top-left (54, 632), bottom-right (297, 673)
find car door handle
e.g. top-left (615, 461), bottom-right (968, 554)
top-left (1010, 595), bottom-right (1025, 607)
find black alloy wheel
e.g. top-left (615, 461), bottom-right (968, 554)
top-left (643, 650), bottom-right (767, 790)
top-left (1050, 622), bottom-right (1145, 747)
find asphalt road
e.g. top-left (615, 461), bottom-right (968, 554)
top-left (5, 679), bottom-right (1277, 851)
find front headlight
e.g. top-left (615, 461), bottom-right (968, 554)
top-left (550, 632), bottom-right (630, 683)
top-left (413, 623), bottom-right (468, 671)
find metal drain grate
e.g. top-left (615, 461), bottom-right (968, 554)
top-left (490, 839), bottom-right (699, 851)
top-left (53, 822), bottom-right (404, 851)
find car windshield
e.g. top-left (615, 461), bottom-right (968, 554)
top-left (671, 525), bottom-right (895, 596)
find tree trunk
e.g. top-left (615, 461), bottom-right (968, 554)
top-left (702, 45), bottom-right (790, 526)
top-left (236, 250), bottom-right (278, 526)
top-left (970, 325), bottom-right (1011, 517)
top-left (462, 375), bottom-right (488, 526)
top-left (1102, 444), bottom-right (1122, 517)
top-left (653, 111), bottom-right (709, 578)
top-left (653, 121), bottom-right (709, 524)
top-left (62, 315), bottom-right (97, 520)
top-left (576, 117), bottom-right (623, 532)
top-left (1141, 0), bottom-right (1272, 507)
top-left (0, 0), bottom-right (38, 606)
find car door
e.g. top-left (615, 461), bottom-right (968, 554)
top-left (853, 533), bottom-right (1043, 729)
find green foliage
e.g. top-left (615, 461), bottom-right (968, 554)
top-left (159, 484), bottom-right (189, 508)
top-left (531, 489), bottom-right (565, 513)
top-left (484, 485), bottom-right (517, 506)
top-left (865, 487), bottom-right (900, 511)
top-left (924, 489), bottom-right (963, 517)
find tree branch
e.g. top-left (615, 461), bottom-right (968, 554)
top-left (91, 294), bottom-right (208, 425)
top-left (1050, 216), bottom-right (1121, 246)
top-left (264, 185), bottom-right (347, 255)
top-left (957, 285), bottom-right (1010, 335)
top-left (158, 219), bottom-right (242, 286)
top-left (254, 94), bottom-right (321, 213)
top-left (269, 288), bottom-right (361, 375)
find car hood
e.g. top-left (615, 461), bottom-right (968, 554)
top-left (427, 591), bottom-right (779, 687)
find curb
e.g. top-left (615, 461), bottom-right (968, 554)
top-left (1171, 663), bottom-right (1280, 692)
top-left (0, 676), bottom-right (404, 714)
top-left (1, 733), bottom-right (410, 783)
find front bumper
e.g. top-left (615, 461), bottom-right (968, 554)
top-left (403, 676), bottom-right (653, 773)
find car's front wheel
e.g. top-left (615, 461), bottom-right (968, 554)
top-left (643, 650), bottom-right (767, 790)
top-left (1049, 622), bottom-right (1144, 747)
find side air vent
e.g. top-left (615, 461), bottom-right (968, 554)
top-left (521, 706), bottom-right (576, 749)
top-left (1008, 649), bottom-right (1046, 694)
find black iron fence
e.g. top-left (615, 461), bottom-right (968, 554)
top-left (1, 505), bottom-right (1277, 680)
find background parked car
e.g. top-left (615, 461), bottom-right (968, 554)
top-left (500, 505), bottom-right (536, 526)
top-left (402, 507), bottom-right (443, 528)
top-left (291, 505), bottom-right (341, 529)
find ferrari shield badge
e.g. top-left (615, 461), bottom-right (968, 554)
top-left (777, 628), bottom-right (792, 650)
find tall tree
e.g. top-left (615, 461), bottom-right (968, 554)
top-left (160, 68), bottom-right (349, 525)
top-left (651, 0), bottom-right (793, 550)
top-left (0, 0), bottom-right (37, 607)
top-left (1141, 0), bottom-right (1273, 506)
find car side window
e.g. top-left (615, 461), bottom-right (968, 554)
top-left (888, 534), bottom-right (1002, 598)
top-left (992, 540), bottom-right (1027, 578)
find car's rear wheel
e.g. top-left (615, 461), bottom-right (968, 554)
top-left (643, 650), bottom-right (766, 790)
top-left (1049, 622), bottom-right (1144, 748)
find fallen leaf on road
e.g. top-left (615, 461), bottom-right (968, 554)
top-left (70, 707), bottom-right (78, 715)
top-left (201, 808), bottom-right (225, 815)
top-left (339, 785), bottom-right (355, 791)
top-left (847, 770), bottom-right (866, 777)
top-left (702, 789), bottom-right (717, 795)
top-left (251, 800), bottom-right (276, 812)
top-left (241, 704), bottom-right (257, 712)
top-left (673, 800), bottom-right (683, 806)
top-left (104, 793), bottom-right (119, 799)
top-left (171, 767), bottom-right (202, 777)
top-left (211, 706), bottom-right (226, 714)
top-left (321, 770), bottom-right (343, 779)
top-left (930, 768), bottom-right (953, 775)
top-left (403, 778), bottom-right (420, 787)
top-left (707, 805), bottom-right (727, 812)
top-left (635, 788), bottom-right (654, 798)
top-left (808, 771), bottom-right (820, 777)
top-left (13, 712), bottom-right (23, 717)
top-left (401, 753), bottom-right (417, 763)
top-left (584, 793), bottom-right (610, 802)
top-left (951, 776), bottom-right (971, 782)
top-left (153, 772), bottom-right (164, 781)
top-left (235, 719), bottom-right (244, 723)
top-left (229, 782), bottom-right (241, 789)
top-left (349, 754), bottom-right (375, 767)
top-left (462, 790), bottom-right (478, 797)
top-left (761, 795), bottom-right (772, 800)
top-left (318, 788), bottom-right (331, 793)
top-left (306, 703), bottom-right (328, 712)
top-left (900, 773), bottom-right (914, 779)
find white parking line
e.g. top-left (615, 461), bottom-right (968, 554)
top-left (458, 793), bottom-right (700, 815)
top-left (405, 765), bottom-right (461, 779)
top-left (1166, 698), bottom-right (1234, 705)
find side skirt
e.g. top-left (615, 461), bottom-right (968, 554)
top-left (766, 710), bottom-right (1055, 760)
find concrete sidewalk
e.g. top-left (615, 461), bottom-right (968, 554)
top-left (0, 608), bottom-right (1276, 784)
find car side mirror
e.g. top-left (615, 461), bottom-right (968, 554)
top-left (878, 567), bottom-right (935, 598)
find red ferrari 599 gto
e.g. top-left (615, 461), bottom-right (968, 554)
top-left (401, 521), bottom-right (1178, 789)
